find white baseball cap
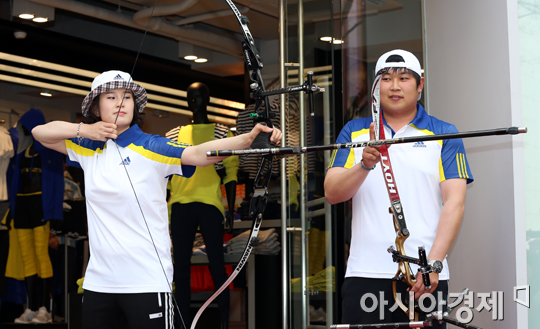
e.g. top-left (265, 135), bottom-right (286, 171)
top-left (81, 70), bottom-right (147, 117)
top-left (375, 49), bottom-right (422, 77)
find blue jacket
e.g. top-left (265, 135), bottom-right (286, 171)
top-left (9, 109), bottom-right (64, 221)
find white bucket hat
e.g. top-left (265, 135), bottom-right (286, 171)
top-left (81, 70), bottom-right (147, 117)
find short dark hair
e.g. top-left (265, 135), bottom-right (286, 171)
top-left (376, 67), bottom-right (422, 88)
top-left (84, 94), bottom-right (144, 127)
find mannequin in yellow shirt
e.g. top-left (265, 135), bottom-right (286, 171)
top-left (169, 82), bottom-right (238, 329)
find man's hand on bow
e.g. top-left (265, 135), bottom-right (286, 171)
top-left (361, 122), bottom-right (382, 169)
top-left (409, 271), bottom-right (439, 300)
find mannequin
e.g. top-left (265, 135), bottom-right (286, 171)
top-left (8, 109), bottom-right (64, 324)
top-left (168, 82), bottom-right (238, 329)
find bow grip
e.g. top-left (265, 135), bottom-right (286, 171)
top-left (250, 120), bottom-right (274, 150)
top-left (251, 132), bottom-right (272, 150)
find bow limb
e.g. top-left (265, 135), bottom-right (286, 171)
top-left (190, 203), bottom-right (265, 329)
top-left (191, 154), bottom-right (273, 328)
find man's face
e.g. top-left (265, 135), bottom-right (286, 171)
top-left (379, 69), bottom-right (424, 114)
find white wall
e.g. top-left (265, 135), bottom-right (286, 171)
top-left (423, 1), bottom-right (527, 328)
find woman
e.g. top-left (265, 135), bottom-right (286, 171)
top-left (32, 70), bottom-right (281, 329)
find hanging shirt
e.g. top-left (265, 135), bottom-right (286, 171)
top-left (0, 126), bottom-right (14, 201)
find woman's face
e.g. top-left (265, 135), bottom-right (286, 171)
top-left (97, 88), bottom-right (134, 134)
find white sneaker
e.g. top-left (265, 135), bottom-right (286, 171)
top-left (31, 306), bottom-right (52, 323)
top-left (14, 308), bottom-right (37, 323)
top-left (309, 305), bottom-right (325, 323)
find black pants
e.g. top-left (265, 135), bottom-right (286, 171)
top-left (170, 202), bottom-right (229, 326)
top-left (341, 277), bottom-right (448, 328)
top-left (82, 290), bottom-right (174, 329)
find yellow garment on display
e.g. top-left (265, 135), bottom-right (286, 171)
top-left (168, 124), bottom-right (238, 216)
top-left (77, 277), bottom-right (84, 294)
top-left (3, 211), bottom-right (24, 280)
top-left (291, 266), bottom-right (335, 293)
top-left (5, 220), bottom-right (53, 279)
top-left (308, 227), bottom-right (327, 276)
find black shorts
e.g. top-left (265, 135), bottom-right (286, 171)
top-left (82, 290), bottom-right (175, 329)
top-left (341, 277), bottom-right (448, 329)
top-left (14, 194), bottom-right (44, 229)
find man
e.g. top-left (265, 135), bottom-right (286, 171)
top-left (324, 49), bottom-right (473, 327)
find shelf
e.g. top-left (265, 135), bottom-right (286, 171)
top-left (191, 253), bottom-right (251, 265)
top-left (232, 218), bottom-right (301, 230)
top-left (232, 219), bottom-right (282, 229)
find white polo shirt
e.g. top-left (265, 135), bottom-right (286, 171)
top-left (66, 125), bottom-right (195, 293)
top-left (329, 105), bottom-right (473, 281)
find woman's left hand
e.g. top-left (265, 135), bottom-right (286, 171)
top-left (250, 123), bottom-right (282, 144)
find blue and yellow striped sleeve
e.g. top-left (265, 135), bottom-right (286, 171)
top-left (327, 120), bottom-right (367, 170)
top-left (440, 125), bottom-right (474, 184)
top-left (140, 136), bottom-right (196, 178)
top-left (65, 138), bottom-right (105, 168)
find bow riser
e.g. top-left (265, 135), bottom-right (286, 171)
top-left (394, 232), bottom-right (415, 287)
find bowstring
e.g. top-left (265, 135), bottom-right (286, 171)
top-left (109, 2), bottom-right (187, 328)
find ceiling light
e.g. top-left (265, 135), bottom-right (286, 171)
top-left (333, 39), bottom-right (344, 44)
top-left (14, 31), bottom-right (27, 39)
top-left (40, 89), bottom-right (58, 97)
top-left (320, 36), bottom-right (332, 42)
top-left (179, 44), bottom-right (213, 63)
top-left (153, 110), bottom-right (169, 118)
top-left (33, 17), bottom-right (48, 23)
top-left (19, 13), bottom-right (34, 19)
top-left (194, 58), bottom-right (208, 63)
top-left (13, 0), bottom-right (55, 22)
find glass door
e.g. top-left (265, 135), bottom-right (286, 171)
top-left (279, 0), bottom-right (424, 328)
top-left (282, 0), bottom-right (339, 328)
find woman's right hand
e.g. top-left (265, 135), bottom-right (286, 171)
top-left (82, 122), bottom-right (118, 141)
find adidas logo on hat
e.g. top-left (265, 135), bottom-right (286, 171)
top-left (113, 74), bottom-right (124, 81)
